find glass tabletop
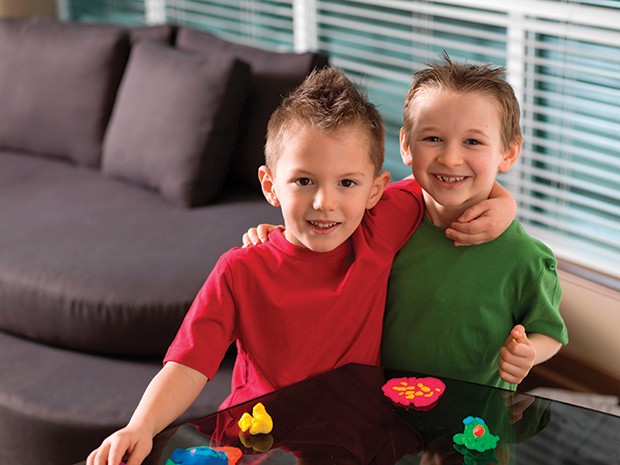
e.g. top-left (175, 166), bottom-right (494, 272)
top-left (145, 363), bottom-right (620, 465)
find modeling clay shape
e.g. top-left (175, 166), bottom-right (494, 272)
top-left (453, 416), bottom-right (500, 452)
top-left (165, 446), bottom-right (228, 465)
top-left (381, 376), bottom-right (446, 409)
top-left (212, 446), bottom-right (242, 465)
top-left (237, 402), bottom-right (273, 434)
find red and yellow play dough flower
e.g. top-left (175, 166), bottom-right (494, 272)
top-left (382, 376), bottom-right (446, 409)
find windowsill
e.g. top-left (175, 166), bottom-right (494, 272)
top-left (555, 268), bottom-right (620, 388)
top-left (558, 259), bottom-right (620, 294)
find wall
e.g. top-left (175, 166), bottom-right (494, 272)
top-left (528, 270), bottom-right (620, 396)
top-left (559, 270), bottom-right (620, 379)
top-left (0, 0), bottom-right (56, 17)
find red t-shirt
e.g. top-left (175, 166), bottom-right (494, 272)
top-left (164, 179), bottom-right (423, 408)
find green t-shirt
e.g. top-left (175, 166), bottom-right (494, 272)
top-left (382, 218), bottom-right (569, 391)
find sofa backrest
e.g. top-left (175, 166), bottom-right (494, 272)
top-left (0, 18), bottom-right (329, 207)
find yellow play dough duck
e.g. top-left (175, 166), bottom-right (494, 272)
top-left (238, 402), bottom-right (273, 435)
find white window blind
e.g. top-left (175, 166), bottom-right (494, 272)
top-left (311, 1), bottom-right (620, 285)
top-left (61, 0), bottom-right (620, 286)
top-left (61, 0), bottom-right (147, 23)
top-left (165, 1), bottom-right (295, 50)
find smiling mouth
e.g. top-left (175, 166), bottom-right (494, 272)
top-left (435, 175), bottom-right (465, 183)
top-left (308, 220), bottom-right (340, 230)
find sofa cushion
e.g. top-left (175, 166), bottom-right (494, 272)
top-left (102, 40), bottom-right (249, 206)
top-left (176, 27), bottom-right (329, 188)
top-left (129, 23), bottom-right (175, 44)
top-left (0, 18), bottom-right (129, 166)
top-left (0, 151), bottom-right (283, 357)
top-left (0, 331), bottom-right (234, 465)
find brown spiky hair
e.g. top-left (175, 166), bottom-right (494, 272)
top-left (402, 53), bottom-right (522, 151)
top-left (264, 67), bottom-right (385, 175)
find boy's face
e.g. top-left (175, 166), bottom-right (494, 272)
top-left (400, 89), bottom-right (519, 224)
top-left (259, 125), bottom-right (389, 252)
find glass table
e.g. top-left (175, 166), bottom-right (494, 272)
top-left (142, 363), bottom-right (619, 464)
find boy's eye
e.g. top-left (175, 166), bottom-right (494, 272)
top-left (294, 177), bottom-right (312, 186)
top-left (424, 136), bottom-right (441, 143)
top-left (340, 179), bottom-right (356, 188)
top-left (465, 139), bottom-right (481, 145)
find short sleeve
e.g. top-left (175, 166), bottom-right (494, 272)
top-left (363, 179), bottom-right (425, 254)
top-left (516, 253), bottom-right (568, 345)
top-left (164, 253), bottom-right (238, 380)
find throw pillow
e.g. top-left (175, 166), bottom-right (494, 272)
top-left (176, 27), bottom-right (329, 188)
top-left (102, 40), bottom-right (249, 207)
top-left (0, 18), bottom-right (129, 166)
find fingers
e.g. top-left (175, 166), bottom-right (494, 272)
top-left (256, 224), bottom-right (274, 242)
top-left (445, 227), bottom-right (487, 246)
top-left (446, 215), bottom-right (498, 246)
top-left (242, 224), bottom-right (283, 248)
top-left (510, 324), bottom-right (526, 343)
top-left (109, 440), bottom-right (130, 465)
top-left (447, 197), bottom-right (512, 246)
top-left (87, 444), bottom-right (115, 465)
top-left (242, 228), bottom-right (263, 247)
top-left (125, 442), bottom-right (152, 465)
top-left (88, 441), bottom-right (125, 465)
top-left (498, 361), bottom-right (529, 385)
top-left (86, 430), bottom-right (151, 465)
top-left (499, 328), bottom-right (532, 385)
top-left (86, 446), bottom-right (104, 465)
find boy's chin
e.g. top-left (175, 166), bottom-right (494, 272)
top-left (285, 232), bottom-right (346, 253)
top-left (303, 241), bottom-right (345, 253)
top-left (302, 236), bottom-right (349, 253)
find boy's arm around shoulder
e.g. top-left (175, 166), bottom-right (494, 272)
top-left (446, 181), bottom-right (517, 246)
top-left (366, 178), bottom-right (425, 251)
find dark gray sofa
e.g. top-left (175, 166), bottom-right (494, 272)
top-left (0, 17), bottom-right (327, 465)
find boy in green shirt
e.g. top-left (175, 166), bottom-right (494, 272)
top-left (381, 54), bottom-right (568, 390)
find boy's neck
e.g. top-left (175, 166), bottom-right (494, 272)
top-left (422, 190), bottom-right (465, 229)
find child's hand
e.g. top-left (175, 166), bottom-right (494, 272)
top-left (445, 198), bottom-right (514, 246)
top-left (86, 426), bottom-right (152, 465)
top-left (498, 325), bottom-right (536, 385)
top-left (242, 224), bottom-right (282, 247)
top-left (446, 181), bottom-right (516, 246)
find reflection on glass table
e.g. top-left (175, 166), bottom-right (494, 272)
top-left (142, 363), bottom-right (619, 465)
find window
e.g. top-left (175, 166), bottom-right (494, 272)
top-left (62, 0), bottom-right (147, 24)
top-left (60, 0), bottom-right (620, 287)
top-left (165, 1), bottom-right (295, 50)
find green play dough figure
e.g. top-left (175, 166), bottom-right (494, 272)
top-left (453, 416), bottom-right (500, 452)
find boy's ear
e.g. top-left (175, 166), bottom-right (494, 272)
top-left (499, 139), bottom-right (522, 173)
top-left (258, 165), bottom-right (280, 207)
top-left (399, 128), bottom-right (413, 167)
top-left (366, 171), bottom-right (391, 209)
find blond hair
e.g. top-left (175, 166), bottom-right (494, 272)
top-left (402, 53), bottom-right (521, 151)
